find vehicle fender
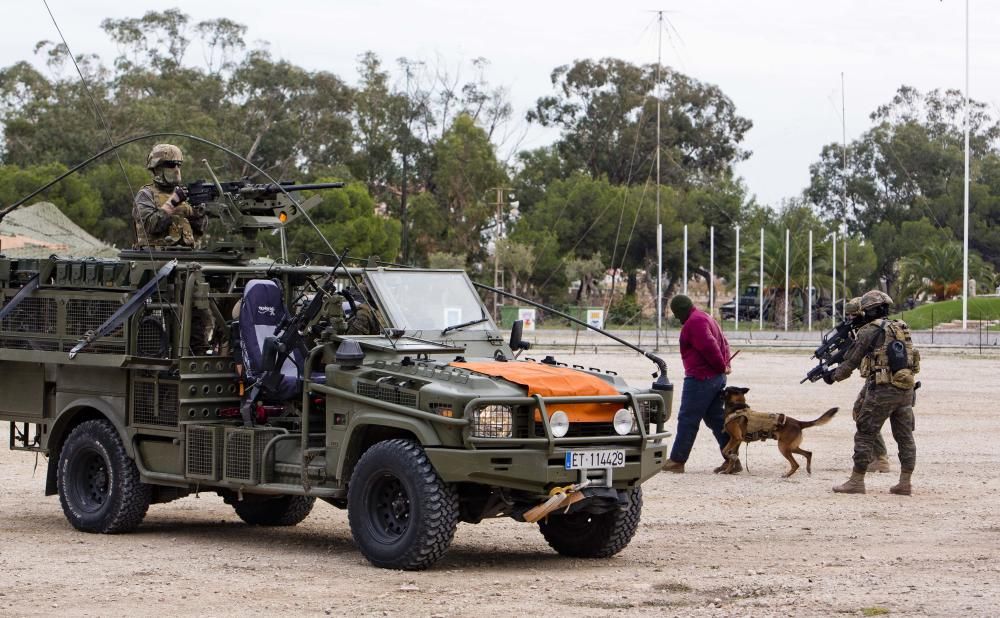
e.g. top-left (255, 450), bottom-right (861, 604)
top-left (44, 396), bottom-right (132, 496)
top-left (335, 411), bottom-right (441, 481)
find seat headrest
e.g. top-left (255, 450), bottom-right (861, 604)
top-left (240, 279), bottom-right (287, 327)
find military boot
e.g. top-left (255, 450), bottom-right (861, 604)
top-left (890, 471), bottom-right (912, 496)
top-left (713, 458), bottom-right (742, 474)
top-left (832, 470), bottom-right (866, 494)
top-left (867, 455), bottom-right (890, 473)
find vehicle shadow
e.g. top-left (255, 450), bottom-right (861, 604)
top-left (10, 509), bottom-right (573, 570)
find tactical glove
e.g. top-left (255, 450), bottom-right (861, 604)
top-left (169, 185), bottom-right (189, 206)
top-left (822, 370), bottom-right (835, 385)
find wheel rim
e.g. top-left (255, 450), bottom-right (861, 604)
top-left (366, 472), bottom-right (410, 542)
top-left (69, 447), bottom-right (111, 513)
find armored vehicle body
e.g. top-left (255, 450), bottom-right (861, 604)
top-left (0, 174), bottom-right (673, 570)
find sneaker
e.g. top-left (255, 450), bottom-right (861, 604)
top-left (662, 459), bottom-right (685, 473)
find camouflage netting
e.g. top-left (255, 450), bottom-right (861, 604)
top-left (0, 202), bottom-right (116, 258)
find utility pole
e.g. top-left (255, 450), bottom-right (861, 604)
top-left (962, 0), bottom-right (971, 329)
top-left (841, 71), bottom-right (848, 319)
top-left (400, 60), bottom-right (424, 264)
top-left (488, 186), bottom-right (514, 320)
top-left (655, 10), bottom-right (664, 350)
top-left (735, 225), bottom-right (740, 332)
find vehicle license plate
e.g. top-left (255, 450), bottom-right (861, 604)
top-left (565, 449), bottom-right (625, 470)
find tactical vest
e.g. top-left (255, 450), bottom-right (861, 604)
top-left (725, 407), bottom-right (786, 442)
top-left (135, 184), bottom-right (196, 247)
top-left (864, 319), bottom-right (920, 389)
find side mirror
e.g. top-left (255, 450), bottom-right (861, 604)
top-left (509, 320), bottom-right (531, 351)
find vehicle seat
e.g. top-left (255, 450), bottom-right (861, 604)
top-left (239, 279), bottom-right (304, 400)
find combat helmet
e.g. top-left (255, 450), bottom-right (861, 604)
top-left (859, 290), bottom-right (893, 313)
top-left (844, 296), bottom-right (862, 318)
top-left (146, 144), bottom-right (184, 170)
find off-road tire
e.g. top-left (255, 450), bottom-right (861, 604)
top-left (57, 419), bottom-right (151, 534)
top-left (538, 487), bottom-right (642, 558)
top-left (231, 495), bottom-right (316, 526)
top-left (347, 439), bottom-right (459, 570)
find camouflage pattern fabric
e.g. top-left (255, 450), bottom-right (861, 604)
top-left (853, 383), bottom-right (915, 473)
top-left (836, 319), bottom-right (916, 474)
top-left (133, 184), bottom-right (205, 248)
top-left (346, 304), bottom-right (382, 336)
top-left (852, 383), bottom-right (887, 458)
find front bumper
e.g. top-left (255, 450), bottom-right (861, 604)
top-left (425, 441), bottom-right (669, 494)
top-left (426, 392), bottom-right (671, 494)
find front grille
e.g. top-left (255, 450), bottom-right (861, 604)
top-left (534, 421), bottom-right (616, 438)
top-left (357, 382), bottom-right (417, 408)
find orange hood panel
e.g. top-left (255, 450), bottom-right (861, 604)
top-left (450, 361), bottom-right (620, 422)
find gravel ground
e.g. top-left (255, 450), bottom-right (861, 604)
top-left (1, 348), bottom-right (997, 617)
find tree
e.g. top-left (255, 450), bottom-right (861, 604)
top-left (528, 58), bottom-right (752, 186)
top-left (282, 181), bottom-right (400, 264)
top-left (495, 238), bottom-right (534, 298)
top-left (807, 86), bottom-right (1000, 272)
top-left (416, 113), bottom-right (505, 265)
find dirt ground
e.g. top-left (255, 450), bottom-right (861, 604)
top-left (1, 348), bottom-right (998, 617)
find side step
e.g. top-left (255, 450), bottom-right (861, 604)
top-left (9, 422), bottom-right (45, 452)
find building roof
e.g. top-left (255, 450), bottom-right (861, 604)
top-left (0, 202), bottom-right (116, 258)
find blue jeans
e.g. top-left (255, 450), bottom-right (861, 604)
top-left (669, 374), bottom-right (729, 463)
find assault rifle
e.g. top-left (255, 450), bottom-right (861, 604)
top-left (185, 179), bottom-right (344, 207)
top-left (801, 315), bottom-right (864, 384)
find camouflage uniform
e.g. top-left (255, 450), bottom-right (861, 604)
top-left (133, 144), bottom-right (211, 353)
top-left (346, 304), bottom-right (382, 336)
top-left (833, 320), bottom-right (917, 473)
top-left (133, 143), bottom-right (206, 248)
top-left (133, 184), bottom-right (206, 248)
top-left (844, 297), bottom-right (888, 466)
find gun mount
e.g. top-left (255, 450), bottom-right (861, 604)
top-left (119, 179), bottom-right (344, 264)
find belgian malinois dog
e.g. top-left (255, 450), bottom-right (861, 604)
top-left (721, 386), bottom-right (838, 477)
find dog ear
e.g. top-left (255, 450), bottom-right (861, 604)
top-left (738, 387), bottom-right (750, 394)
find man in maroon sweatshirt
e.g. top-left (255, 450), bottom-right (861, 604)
top-left (662, 294), bottom-right (740, 473)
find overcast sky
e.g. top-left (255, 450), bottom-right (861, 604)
top-left (3, 0), bottom-right (999, 207)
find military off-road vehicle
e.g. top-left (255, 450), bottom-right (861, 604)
top-left (0, 157), bottom-right (674, 570)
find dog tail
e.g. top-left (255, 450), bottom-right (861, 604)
top-left (799, 407), bottom-right (838, 430)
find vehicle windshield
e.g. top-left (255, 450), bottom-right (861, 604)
top-left (366, 270), bottom-right (495, 333)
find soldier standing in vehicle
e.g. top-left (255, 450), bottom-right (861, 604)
top-left (134, 144), bottom-right (212, 352)
top-left (845, 297), bottom-right (891, 474)
top-left (826, 290), bottom-right (919, 495)
top-left (133, 144), bottom-right (206, 248)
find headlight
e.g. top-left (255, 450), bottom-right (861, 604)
top-left (613, 408), bottom-right (636, 435)
top-left (472, 405), bottom-right (513, 438)
top-left (549, 410), bottom-right (569, 438)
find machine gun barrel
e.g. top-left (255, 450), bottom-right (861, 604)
top-left (185, 179), bottom-right (344, 206)
top-left (240, 182), bottom-right (345, 195)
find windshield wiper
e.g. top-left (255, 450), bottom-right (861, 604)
top-left (441, 317), bottom-right (489, 335)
